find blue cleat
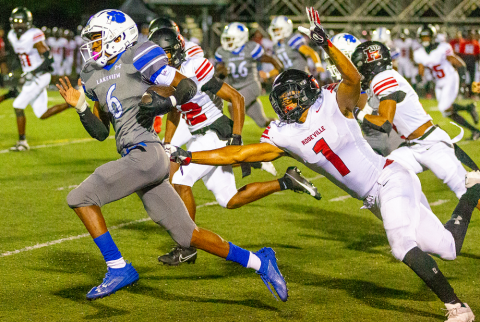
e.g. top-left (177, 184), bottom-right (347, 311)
top-left (86, 262), bottom-right (139, 300)
top-left (254, 247), bottom-right (288, 302)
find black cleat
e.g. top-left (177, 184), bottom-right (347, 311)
top-left (468, 103), bottom-right (479, 124)
top-left (471, 131), bottom-right (480, 141)
top-left (4, 87), bottom-right (19, 100)
top-left (283, 166), bottom-right (322, 200)
top-left (158, 245), bottom-right (197, 266)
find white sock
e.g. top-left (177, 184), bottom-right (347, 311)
top-left (106, 257), bottom-right (126, 269)
top-left (246, 252), bottom-right (262, 271)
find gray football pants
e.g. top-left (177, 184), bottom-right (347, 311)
top-left (239, 81), bottom-right (270, 128)
top-left (67, 142), bottom-right (196, 247)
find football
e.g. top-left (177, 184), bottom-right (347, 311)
top-left (141, 85), bottom-right (176, 105)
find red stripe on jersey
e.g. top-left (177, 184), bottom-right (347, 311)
top-left (187, 48), bottom-right (203, 57)
top-left (195, 59), bottom-right (210, 79)
top-left (376, 83), bottom-right (398, 95)
top-left (263, 127), bottom-right (270, 135)
top-left (33, 33), bottom-right (44, 40)
top-left (373, 77), bottom-right (394, 92)
top-left (197, 65), bottom-right (213, 81)
top-left (374, 79), bottom-right (398, 95)
top-left (261, 134), bottom-right (270, 139)
top-left (187, 45), bottom-right (202, 53)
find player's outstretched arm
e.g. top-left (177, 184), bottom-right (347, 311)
top-left (190, 143), bottom-right (286, 165)
top-left (298, 7), bottom-right (361, 113)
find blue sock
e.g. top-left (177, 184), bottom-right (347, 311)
top-left (93, 231), bottom-right (122, 263)
top-left (226, 242), bottom-right (250, 268)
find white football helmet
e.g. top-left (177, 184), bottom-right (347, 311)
top-left (372, 27), bottom-right (393, 48)
top-left (268, 16), bottom-right (293, 43)
top-left (325, 33), bottom-right (360, 80)
top-left (80, 10), bottom-right (138, 67)
top-left (221, 22), bottom-right (249, 51)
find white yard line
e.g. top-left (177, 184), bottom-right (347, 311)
top-left (0, 201), bottom-right (219, 258)
top-left (429, 199), bottom-right (450, 206)
top-left (0, 136), bottom-right (115, 154)
top-left (329, 195), bottom-right (352, 202)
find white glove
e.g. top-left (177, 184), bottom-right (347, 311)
top-left (465, 170), bottom-right (480, 188)
top-left (75, 85), bottom-right (88, 113)
top-left (363, 102), bottom-right (374, 115)
top-left (163, 143), bottom-right (173, 158)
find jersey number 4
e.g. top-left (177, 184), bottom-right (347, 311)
top-left (313, 138), bottom-right (350, 176)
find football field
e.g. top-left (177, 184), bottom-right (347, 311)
top-left (1, 90), bottom-right (479, 321)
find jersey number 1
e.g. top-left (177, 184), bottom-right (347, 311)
top-left (313, 138), bottom-right (350, 176)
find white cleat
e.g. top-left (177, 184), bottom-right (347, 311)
top-left (9, 140), bottom-right (30, 152)
top-left (465, 170), bottom-right (480, 188)
top-left (444, 303), bottom-right (475, 322)
top-left (261, 162), bottom-right (277, 176)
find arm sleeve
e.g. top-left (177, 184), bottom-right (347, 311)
top-left (32, 30), bottom-right (46, 43)
top-left (78, 107), bottom-right (110, 141)
top-left (371, 75), bottom-right (400, 99)
top-left (192, 58), bottom-right (215, 89)
top-left (185, 44), bottom-right (204, 59)
top-left (132, 40), bottom-right (170, 84)
top-left (287, 34), bottom-right (307, 50)
top-left (250, 43), bottom-right (265, 60)
top-left (214, 48), bottom-right (223, 63)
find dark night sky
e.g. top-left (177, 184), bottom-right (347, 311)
top-left (0, 0), bottom-right (125, 31)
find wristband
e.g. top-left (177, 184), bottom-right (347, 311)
top-left (353, 107), bottom-right (366, 122)
top-left (168, 96), bottom-right (177, 107)
top-left (75, 86), bottom-right (87, 113)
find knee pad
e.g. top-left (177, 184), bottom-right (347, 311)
top-left (14, 108), bottom-right (25, 117)
top-left (387, 226), bottom-right (418, 261)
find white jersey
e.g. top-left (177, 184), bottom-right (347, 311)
top-left (368, 69), bottom-right (432, 138)
top-left (185, 41), bottom-right (204, 59)
top-left (176, 57), bottom-right (223, 132)
top-left (49, 37), bottom-right (67, 58)
top-left (261, 84), bottom-right (386, 200)
top-left (8, 28), bottom-right (46, 73)
top-left (413, 43), bottom-right (456, 86)
top-left (64, 39), bottom-right (76, 61)
top-left (393, 38), bottom-right (412, 62)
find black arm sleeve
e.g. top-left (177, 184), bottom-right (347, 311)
top-left (173, 77), bottom-right (197, 105)
top-left (201, 76), bottom-right (224, 94)
top-left (32, 50), bottom-right (54, 74)
top-left (78, 107), bottom-right (110, 141)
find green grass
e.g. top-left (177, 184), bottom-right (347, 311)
top-left (0, 91), bottom-right (479, 321)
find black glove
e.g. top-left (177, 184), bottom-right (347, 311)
top-left (137, 90), bottom-right (174, 129)
top-left (298, 7), bottom-right (329, 48)
top-left (227, 134), bottom-right (242, 146)
top-left (169, 146), bottom-right (192, 166)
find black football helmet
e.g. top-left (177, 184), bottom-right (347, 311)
top-left (417, 24), bottom-right (437, 49)
top-left (351, 41), bottom-right (392, 90)
top-left (10, 7), bottom-right (33, 37)
top-left (148, 17), bottom-right (180, 38)
top-left (269, 69), bottom-right (320, 124)
top-left (149, 28), bottom-right (185, 68)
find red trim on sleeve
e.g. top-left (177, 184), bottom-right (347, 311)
top-left (197, 65), bottom-right (213, 81)
top-left (196, 59), bottom-right (213, 81)
top-left (376, 84), bottom-right (399, 95)
top-left (187, 48), bottom-right (203, 57)
top-left (374, 79), bottom-right (398, 95)
top-left (373, 77), bottom-right (394, 92)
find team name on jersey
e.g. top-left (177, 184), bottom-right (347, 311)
top-left (228, 54), bottom-right (246, 61)
top-left (96, 73), bottom-right (121, 85)
top-left (301, 126), bottom-right (326, 145)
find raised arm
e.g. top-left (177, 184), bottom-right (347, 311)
top-left (298, 7), bottom-right (361, 114)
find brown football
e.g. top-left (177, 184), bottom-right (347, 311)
top-left (141, 85), bottom-right (176, 105)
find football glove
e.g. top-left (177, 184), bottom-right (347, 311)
top-left (169, 145), bottom-right (192, 166)
top-left (227, 134), bottom-right (242, 146)
top-left (137, 90), bottom-right (174, 129)
top-left (298, 7), bottom-right (329, 48)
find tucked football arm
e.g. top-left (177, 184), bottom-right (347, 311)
top-left (192, 143), bottom-right (286, 165)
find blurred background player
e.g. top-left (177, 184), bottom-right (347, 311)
top-left (414, 25), bottom-right (480, 140)
top-left (8, 7), bottom-right (70, 151)
top-left (215, 22), bottom-right (283, 128)
top-left (74, 25), bottom-right (84, 76)
top-left (151, 27), bottom-right (320, 265)
top-left (62, 30), bottom-right (76, 77)
top-left (458, 30), bottom-right (480, 98)
top-left (48, 27), bottom-right (67, 84)
top-left (266, 16), bottom-right (324, 79)
top-left (394, 28), bottom-right (415, 84)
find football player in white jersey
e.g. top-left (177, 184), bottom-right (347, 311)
top-left (352, 41), bottom-right (473, 204)
top-left (147, 17), bottom-right (204, 135)
top-left (8, 7), bottom-right (70, 151)
top-left (150, 28), bottom-right (321, 266)
top-left (168, 8), bottom-right (479, 321)
top-left (61, 30), bottom-right (76, 76)
top-left (414, 25), bottom-right (480, 140)
top-left (393, 29), bottom-right (415, 83)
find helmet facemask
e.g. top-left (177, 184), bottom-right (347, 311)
top-left (10, 16), bottom-right (31, 37)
